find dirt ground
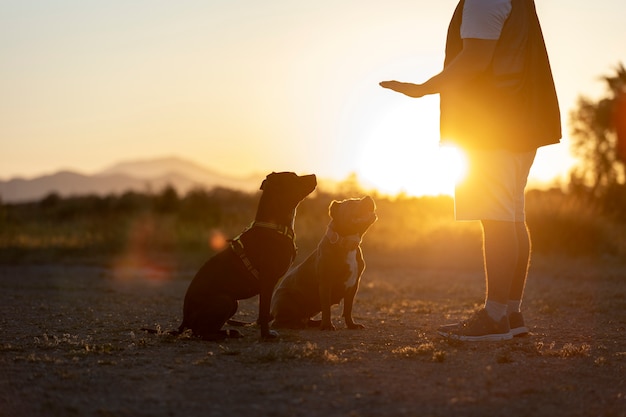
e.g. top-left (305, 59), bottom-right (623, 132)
top-left (0, 256), bottom-right (625, 417)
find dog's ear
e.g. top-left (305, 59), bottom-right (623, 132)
top-left (362, 195), bottom-right (376, 209)
top-left (260, 172), bottom-right (277, 190)
top-left (329, 200), bottom-right (341, 218)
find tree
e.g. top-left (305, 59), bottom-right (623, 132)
top-left (569, 63), bottom-right (626, 203)
top-left (154, 185), bottom-right (180, 213)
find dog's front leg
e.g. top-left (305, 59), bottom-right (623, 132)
top-left (344, 249), bottom-right (365, 329)
top-left (259, 284), bottom-right (279, 339)
top-left (318, 282), bottom-right (335, 331)
top-left (343, 284), bottom-right (364, 329)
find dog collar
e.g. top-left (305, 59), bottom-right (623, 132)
top-left (325, 227), bottom-right (361, 250)
top-left (252, 221), bottom-right (297, 258)
top-left (251, 221), bottom-right (295, 241)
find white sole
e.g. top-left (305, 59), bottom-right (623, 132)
top-left (438, 330), bottom-right (513, 342)
top-left (510, 326), bottom-right (529, 337)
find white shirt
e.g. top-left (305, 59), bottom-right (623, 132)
top-left (461, 0), bottom-right (512, 40)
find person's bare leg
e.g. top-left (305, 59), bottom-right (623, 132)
top-left (481, 220), bottom-right (518, 319)
top-left (508, 221), bottom-right (531, 310)
top-left (511, 221), bottom-right (530, 299)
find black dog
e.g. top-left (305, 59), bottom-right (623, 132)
top-left (178, 172), bottom-right (316, 340)
top-left (271, 196), bottom-right (377, 330)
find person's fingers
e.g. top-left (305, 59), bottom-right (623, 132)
top-left (379, 80), bottom-right (399, 89)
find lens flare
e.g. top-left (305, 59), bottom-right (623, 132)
top-left (209, 229), bottom-right (228, 251)
top-left (110, 215), bottom-right (174, 284)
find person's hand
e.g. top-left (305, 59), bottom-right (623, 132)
top-left (379, 80), bottom-right (425, 98)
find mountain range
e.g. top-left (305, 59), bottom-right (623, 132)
top-left (0, 157), bottom-right (264, 203)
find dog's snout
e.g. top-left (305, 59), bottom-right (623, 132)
top-left (302, 174), bottom-right (317, 191)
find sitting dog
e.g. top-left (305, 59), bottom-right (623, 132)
top-left (178, 172), bottom-right (317, 340)
top-left (271, 196), bottom-right (377, 330)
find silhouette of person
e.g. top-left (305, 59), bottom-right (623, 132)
top-left (381, 0), bottom-right (561, 341)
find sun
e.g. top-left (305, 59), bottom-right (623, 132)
top-left (355, 102), bottom-right (467, 197)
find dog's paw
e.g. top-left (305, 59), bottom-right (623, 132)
top-left (320, 322), bottom-right (336, 331)
top-left (226, 319), bottom-right (255, 327)
top-left (261, 329), bottom-right (280, 340)
top-left (346, 322), bottom-right (365, 330)
top-left (226, 329), bottom-right (244, 338)
top-left (272, 320), bottom-right (306, 330)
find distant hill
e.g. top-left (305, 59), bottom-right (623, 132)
top-left (0, 156), bottom-right (261, 203)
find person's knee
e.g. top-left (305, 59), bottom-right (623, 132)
top-left (481, 220), bottom-right (516, 234)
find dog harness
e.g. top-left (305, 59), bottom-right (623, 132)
top-left (229, 221), bottom-right (297, 280)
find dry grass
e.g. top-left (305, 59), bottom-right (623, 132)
top-left (2, 189), bottom-right (625, 267)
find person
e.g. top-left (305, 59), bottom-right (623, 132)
top-left (380, 0), bottom-right (561, 341)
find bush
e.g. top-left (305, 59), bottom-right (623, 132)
top-left (0, 187), bottom-right (624, 266)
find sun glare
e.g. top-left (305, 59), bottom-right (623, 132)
top-left (356, 102), bottom-right (467, 197)
top-left (439, 145), bottom-right (468, 184)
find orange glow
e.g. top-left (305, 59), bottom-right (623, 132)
top-left (110, 215), bottom-right (174, 284)
top-left (208, 229), bottom-right (228, 252)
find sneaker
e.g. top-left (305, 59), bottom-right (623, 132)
top-left (508, 311), bottom-right (529, 337)
top-left (438, 308), bottom-right (512, 341)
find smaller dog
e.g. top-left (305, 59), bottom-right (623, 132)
top-left (178, 172), bottom-right (316, 340)
top-left (271, 196), bottom-right (377, 330)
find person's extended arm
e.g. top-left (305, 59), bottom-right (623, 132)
top-left (380, 38), bottom-right (497, 98)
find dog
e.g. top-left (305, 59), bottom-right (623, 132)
top-left (178, 172), bottom-right (316, 340)
top-left (271, 196), bottom-right (377, 330)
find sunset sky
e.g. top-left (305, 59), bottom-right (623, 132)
top-left (2, 1), bottom-right (625, 196)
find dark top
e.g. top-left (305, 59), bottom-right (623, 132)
top-left (440, 0), bottom-right (562, 151)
